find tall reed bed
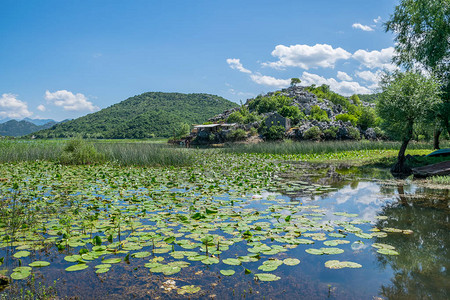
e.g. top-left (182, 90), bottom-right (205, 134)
top-left (94, 142), bottom-right (195, 167)
top-left (0, 139), bottom-right (64, 162)
top-left (0, 139), bottom-right (195, 167)
top-left (224, 140), bottom-right (448, 155)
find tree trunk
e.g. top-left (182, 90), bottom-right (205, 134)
top-left (391, 122), bottom-right (413, 175)
top-left (433, 129), bottom-right (441, 150)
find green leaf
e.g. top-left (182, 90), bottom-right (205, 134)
top-left (65, 264), bottom-right (89, 272)
top-left (11, 271), bottom-right (31, 280)
top-left (220, 269), bottom-right (235, 276)
top-left (377, 248), bottom-right (399, 255)
top-left (102, 258), bottom-right (122, 264)
top-left (13, 251), bottom-right (30, 258)
top-left (177, 285), bottom-right (201, 295)
top-left (222, 258), bottom-right (241, 266)
top-left (29, 261), bottom-right (50, 267)
top-left (201, 257), bottom-right (219, 265)
top-left (132, 251), bottom-right (151, 258)
top-left (283, 258), bottom-right (300, 266)
top-left (255, 273), bottom-right (281, 281)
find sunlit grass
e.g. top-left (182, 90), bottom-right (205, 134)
top-left (429, 175), bottom-right (450, 185)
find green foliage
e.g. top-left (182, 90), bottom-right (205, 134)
top-left (350, 94), bottom-right (362, 105)
top-left (278, 105), bottom-right (304, 123)
top-left (33, 93), bottom-right (238, 139)
top-left (357, 94), bottom-right (380, 103)
top-left (309, 105), bottom-right (330, 122)
top-left (378, 71), bottom-right (442, 141)
top-left (290, 78), bottom-right (301, 86)
top-left (304, 126), bottom-right (322, 140)
top-left (227, 111), bottom-right (244, 124)
top-left (175, 123), bottom-right (190, 138)
top-left (347, 127), bottom-right (361, 140)
top-left (323, 127), bottom-right (338, 140)
top-left (248, 94), bottom-right (292, 114)
top-left (59, 139), bottom-right (103, 165)
top-left (358, 106), bottom-right (378, 130)
top-left (228, 128), bottom-right (247, 141)
top-left (264, 125), bottom-right (285, 140)
top-left (336, 113), bottom-right (358, 126)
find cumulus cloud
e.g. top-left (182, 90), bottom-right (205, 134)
top-left (226, 58), bottom-right (252, 74)
top-left (0, 93), bottom-right (33, 118)
top-left (37, 104), bottom-right (46, 112)
top-left (300, 72), bottom-right (372, 96)
top-left (250, 74), bottom-right (291, 88)
top-left (352, 23), bottom-right (374, 32)
top-left (352, 47), bottom-right (397, 70)
top-left (337, 71), bottom-right (353, 81)
top-left (262, 44), bottom-right (352, 70)
top-left (45, 90), bottom-right (99, 111)
top-left (355, 70), bottom-right (382, 83)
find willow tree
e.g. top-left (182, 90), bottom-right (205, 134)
top-left (378, 71), bottom-right (441, 174)
top-left (385, 0), bottom-right (450, 148)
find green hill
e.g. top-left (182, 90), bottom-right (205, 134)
top-left (33, 92), bottom-right (238, 139)
top-left (0, 120), bottom-right (57, 137)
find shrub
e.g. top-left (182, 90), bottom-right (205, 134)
top-left (227, 111), bottom-right (244, 123)
top-left (347, 127), bottom-right (361, 140)
top-left (336, 113), bottom-right (358, 126)
top-left (357, 106), bottom-right (377, 130)
top-left (228, 129), bottom-right (247, 141)
top-left (278, 105), bottom-right (305, 123)
top-left (309, 105), bottom-right (330, 122)
top-left (59, 139), bottom-right (103, 165)
top-left (323, 127), bottom-right (338, 140)
top-left (304, 126), bottom-right (322, 140)
top-left (264, 125), bottom-right (285, 140)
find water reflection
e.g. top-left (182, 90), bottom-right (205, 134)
top-left (375, 185), bottom-right (450, 300)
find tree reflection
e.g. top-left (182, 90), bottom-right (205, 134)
top-left (375, 185), bottom-right (449, 299)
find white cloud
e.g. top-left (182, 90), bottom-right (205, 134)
top-left (45, 90), bottom-right (99, 112)
top-left (226, 58), bottom-right (252, 74)
top-left (355, 70), bottom-right (382, 83)
top-left (352, 47), bottom-right (397, 70)
top-left (352, 23), bottom-right (374, 32)
top-left (373, 16), bottom-right (382, 24)
top-left (337, 71), bottom-right (353, 81)
top-left (0, 93), bottom-right (33, 118)
top-left (262, 44), bottom-right (352, 70)
top-left (37, 104), bottom-right (46, 112)
top-left (300, 72), bottom-right (372, 96)
top-left (250, 74), bottom-right (291, 88)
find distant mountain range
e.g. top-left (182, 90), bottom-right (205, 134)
top-left (32, 92), bottom-right (238, 138)
top-left (0, 119), bottom-right (58, 137)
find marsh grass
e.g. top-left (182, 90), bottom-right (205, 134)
top-left (224, 140), bottom-right (449, 155)
top-left (0, 140), bottom-right (195, 167)
top-left (94, 142), bottom-right (195, 167)
top-left (429, 175), bottom-right (450, 185)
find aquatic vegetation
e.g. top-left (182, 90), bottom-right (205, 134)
top-left (0, 151), bottom-right (439, 298)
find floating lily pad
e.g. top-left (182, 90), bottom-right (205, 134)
top-left (376, 248), bottom-right (399, 255)
top-left (255, 273), bottom-right (281, 281)
top-left (11, 271), bottom-right (31, 280)
top-left (29, 261), bottom-right (50, 267)
top-left (95, 268), bottom-right (110, 274)
top-left (177, 285), bottom-right (201, 295)
top-left (222, 258), bottom-right (241, 266)
top-left (220, 269), bottom-right (235, 276)
top-left (65, 264), bottom-right (89, 272)
top-left (325, 260), bottom-right (362, 269)
top-left (201, 257), bottom-right (219, 265)
top-left (283, 258), bottom-right (300, 266)
top-left (64, 255), bottom-right (82, 262)
top-left (132, 251), bottom-right (151, 258)
top-left (13, 251), bottom-right (30, 258)
top-left (102, 258), bottom-right (122, 264)
top-left (305, 248), bottom-right (323, 255)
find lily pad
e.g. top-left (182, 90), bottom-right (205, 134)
top-left (132, 251), bottom-right (151, 258)
top-left (220, 269), bottom-right (235, 276)
top-left (29, 261), bottom-right (50, 267)
top-left (222, 258), bottom-right (241, 266)
top-left (325, 260), bottom-right (362, 269)
top-left (255, 273), bottom-right (281, 281)
top-left (201, 257), bottom-right (219, 265)
top-left (177, 285), bottom-right (201, 295)
top-left (376, 248), bottom-right (399, 255)
top-left (65, 264), bottom-right (89, 272)
top-left (11, 271), bottom-right (31, 280)
top-left (13, 251), bottom-right (30, 258)
top-left (102, 258), bottom-right (122, 264)
top-left (283, 258), bottom-right (300, 266)
top-left (305, 248), bottom-right (323, 255)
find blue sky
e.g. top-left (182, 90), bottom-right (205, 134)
top-left (0, 0), bottom-right (398, 121)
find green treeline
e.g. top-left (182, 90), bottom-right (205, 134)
top-left (33, 92), bottom-right (238, 139)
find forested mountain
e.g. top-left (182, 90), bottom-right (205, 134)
top-left (357, 93), bottom-right (380, 103)
top-left (0, 120), bottom-right (57, 137)
top-left (33, 92), bottom-right (238, 138)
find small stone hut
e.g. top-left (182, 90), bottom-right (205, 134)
top-left (264, 112), bottom-right (291, 131)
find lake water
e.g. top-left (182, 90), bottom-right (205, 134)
top-left (0, 163), bottom-right (448, 299)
